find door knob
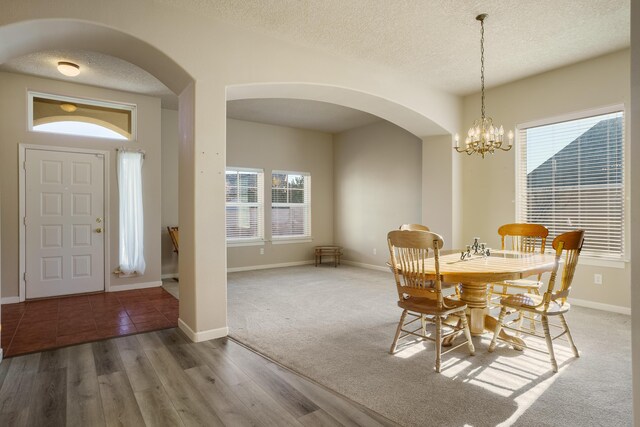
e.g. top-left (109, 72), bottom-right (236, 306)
top-left (96, 217), bottom-right (103, 223)
top-left (95, 227), bottom-right (103, 233)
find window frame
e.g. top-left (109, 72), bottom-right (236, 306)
top-left (271, 170), bottom-right (312, 242)
top-left (28, 91), bottom-right (137, 141)
top-left (515, 104), bottom-right (627, 264)
top-left (225, 167), bottom-right (265, 245)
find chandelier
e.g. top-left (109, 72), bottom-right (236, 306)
top-left (455, 14), bottom-right (513, 158)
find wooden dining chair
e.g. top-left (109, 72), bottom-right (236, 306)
top-left (488, 230), bottom-right (585, 373)
top-left (398, 224), bottom-right (460, 300)
top-left (387, 230), bottom-right (475, 373)
top-left (399, 223), bottom-right (430, 231)
top-left (488, 223), bottom-right (549, 325)
top-left (167, 226), bottom-right (179, 254)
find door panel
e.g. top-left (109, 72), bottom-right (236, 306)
top-left (25, 149), bottom-right (105, 299)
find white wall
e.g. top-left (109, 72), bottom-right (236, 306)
top-left (226, 119), bottom-right (334, 269)
top-left (161, 108), bottom-right (179, 276)
top-left (0, 71), bottom-right (162, 299)
top-left (334, 121), bottom-right (422, 267)
top-left (460, 49), bottom-right (631, 311)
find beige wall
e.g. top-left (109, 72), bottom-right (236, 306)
top-left (0, 0), bottom-right (461, 338)
top-left (161, 108), bottom-right (179, 276)
top-left (226, 118), bottom-right (334, 269)
top-left (162, 117), bottom-right (422, 272)
top-left (461, 49), bottom-right (631, 310)
top-left (0, 71), bottom-right (162, 299)
top-left (334, 121), bottom-right (422, 267)
top-left (630, 1), bottom-right (639, 422)
top-left (421, 135), bottom-right (456, 248)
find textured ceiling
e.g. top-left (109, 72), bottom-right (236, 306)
top-left (0, 1), bottom-right (629, 128)
top-left (227, 99), bottom-right (381, 133)
top-left (157, 0), bottom-right (630, 95)
top-left (0, 50), bottom-right (178, 109)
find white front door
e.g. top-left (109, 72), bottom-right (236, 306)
top-left (25, 148), bottom-right (105, 299)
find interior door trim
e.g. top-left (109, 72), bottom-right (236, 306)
top-left (19, 144), bottom-right (111, 302)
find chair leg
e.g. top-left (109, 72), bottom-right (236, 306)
top-left (459, 313), bottom-right (475, 355)
top-left (528, 287), bottom-right (538, 333)
top-left (488, 306), bottom-right (508, 352)
top-left (421, 314), bottom-right (427, 337)
top-left (390, 310), bottom-right (408, 354)
top-left (541, 315), bottom-right (558, 373)
top-left (516, 311), bottom-right (525, 337)
top-left (435, 315), bottom-right (442, 373)
top-left (560, 313), bottom-right (579, 358)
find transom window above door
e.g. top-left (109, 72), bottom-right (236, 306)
top-left (29, 92), bottom-right (136, 140)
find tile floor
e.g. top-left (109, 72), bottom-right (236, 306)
top-left (1, 287), bottom-right (178, 357)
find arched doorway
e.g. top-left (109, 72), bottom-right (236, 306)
top-left (0, 18), bottom-right (196, 350)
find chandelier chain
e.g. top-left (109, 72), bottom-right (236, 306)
top-left (480, 17), bottom-right (485, 120)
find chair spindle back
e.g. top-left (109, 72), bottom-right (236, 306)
top-left (498, 223), bottom-right (549, 253)
top-left (544, 230), bottom-right (585, 307)
top-left (387, 230), bottom-right (444, 306)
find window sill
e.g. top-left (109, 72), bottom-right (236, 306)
top-left (227, 240), bottom-right (265, 247)
top-left (271, 237), bottom-right (313, 245)
top-left (578, 257), bottom-right (628, 269)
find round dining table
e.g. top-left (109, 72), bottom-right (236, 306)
top-left (420, 250), bottom-right (558, 344)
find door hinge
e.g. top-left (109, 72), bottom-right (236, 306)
top-left (23, 272), bottom-right (26, 282)
top-left (23, 161), bottom-right (26, 170)
top-left (23, 217), bottom-right (26, 226)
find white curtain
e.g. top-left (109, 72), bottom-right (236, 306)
top-left (118, 151), bottom-right (145, 275)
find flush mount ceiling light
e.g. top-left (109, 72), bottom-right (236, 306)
top-left (60, 103), bottom-right (78, 113)
top-left (57, 61), bottom-right (80, 77)
top-left (454, 14), bottom-right (513, 158)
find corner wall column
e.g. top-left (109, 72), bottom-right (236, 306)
top-left (177, 81), bottom-right (228, 341)
top-left (421, 135), bottom-right (458, 248)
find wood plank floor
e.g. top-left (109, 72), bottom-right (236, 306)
top-left (0, 329), bottom-right (397, 426)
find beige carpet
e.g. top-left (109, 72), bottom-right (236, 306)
top-left (227, 265), bottom-right (632, 427)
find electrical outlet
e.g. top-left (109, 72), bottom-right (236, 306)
top-left (594, 273), bottom-right (603, 285)
top-left (373, 248), bottom-right (377, 255)
top-left (259, 248), bottom-right (264, 255)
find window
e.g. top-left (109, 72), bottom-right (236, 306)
top-left (29, 92), bottom-right (136, 140)
top-left (117, 150), bottom-right (145, 275)
top-left (516, 109), bottom-right (624, 260)
top-left (271, 171), bottom-right (311, 239)
top-left (226, 168), bottom-right (264, 242)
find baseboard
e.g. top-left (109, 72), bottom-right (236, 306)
top-left (341, 260), bottom-right (390, 273)
top-left (108, 280), bottom-right (162, 292)
top-left (178, 318), bottom-right (228, 342)
top-left (227, 260), bottom-right (314, 273)
top-left (1, 296), bottom-right (21, 305)
top-left (161, 273), bottom-right (179, 280)
top-left (568, 298), bottom-right (631, 315)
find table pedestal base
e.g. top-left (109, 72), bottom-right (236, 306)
top-left (442, 310), bottom-right (524, 350)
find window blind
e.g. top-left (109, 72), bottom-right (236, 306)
top-left (271, 171), bottom-right (311, 239)
top-left (226, 168), bottom-right (264, 241)
top-left (516, 110), bottom-right (624, 259)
